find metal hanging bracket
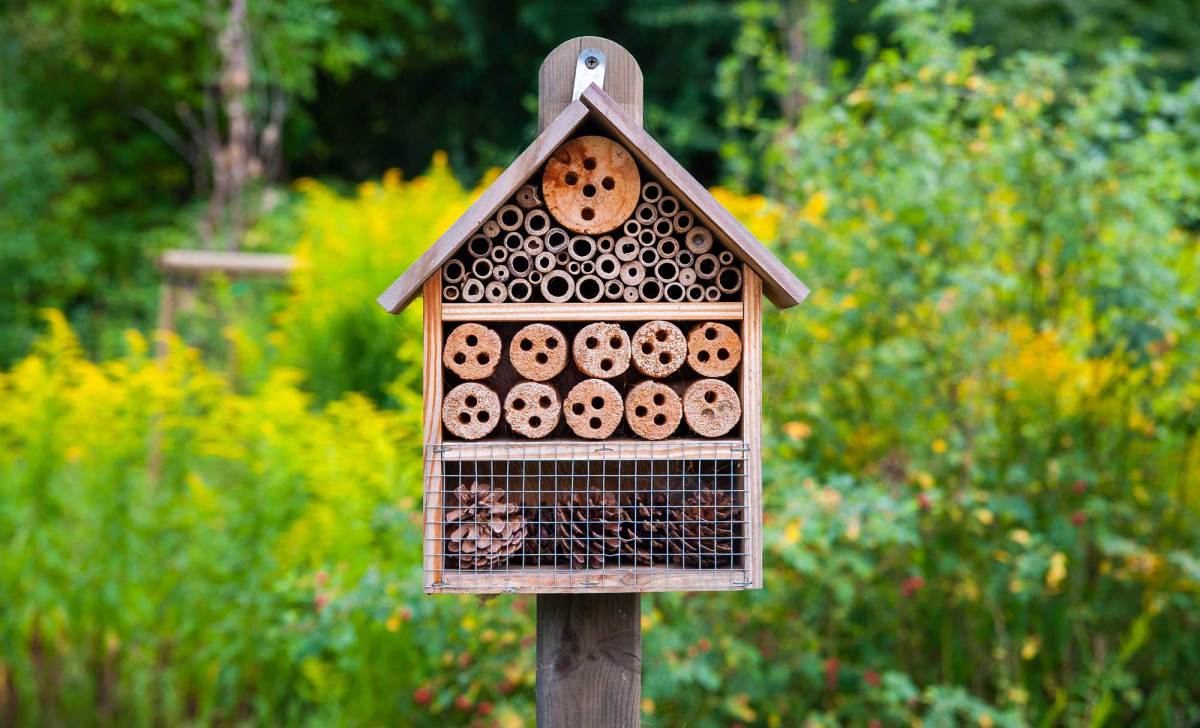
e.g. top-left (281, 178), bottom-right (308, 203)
top-left (571, 48), bottom-right (606, 101)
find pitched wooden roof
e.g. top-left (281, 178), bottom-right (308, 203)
top-left (377, 84), bottom-right (810, 313)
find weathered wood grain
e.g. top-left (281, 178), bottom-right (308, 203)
top-left (432, 567), bottom-right (754, 595)
top-left (538, 37), bottom-right (643, 132)
top-left (157, 249), bottom-right (295, 276)
top-left (433, 438), bottom-right (748, 462)
top-left (537, 594), bottom-right (641, 728)
top-left (441, 301), bottom-right (743, 322)
top-left (741, 266), bottom-right (764, 588)
top-left (422, 272), bottom-right (446, 589)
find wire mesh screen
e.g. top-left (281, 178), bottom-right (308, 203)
top-left (424, 441), bottom-right (751, 592)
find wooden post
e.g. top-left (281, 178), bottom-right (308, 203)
top-left (535, 37), bottom-right (645, 728)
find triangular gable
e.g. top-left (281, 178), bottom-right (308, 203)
top-left (377, 84), bottom-right (809, 313)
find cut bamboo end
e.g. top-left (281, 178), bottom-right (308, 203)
top-left (481, 219), bottom-right (501, 239)
top-left (683, 379), bottom-right (742, 437)
top-left (442, 259), bottom-right (467, 284)
top-left (685, 227), bottom-right (714, 255)
top-left (619, 261), bottom-right (645, 287)
top-left (507, 278), bottom-right (533, 302)
top-left (515, 184), bottom-right (543, 209)
top-left (507, 252), bottom-right (532, 278)
top-left (568, 234), bottom-right (597, 261)
top-left (489, 246), bottom-right (509, 264)
top-left (604, 279), bottom-right (625, 300)
top-left (656, 195), bottom-right (680, 218)
top-left (491, 265), bottom-right (510, 283)
top-left (615, 236), bottom-right (639, 262)
top-left (504, 382), bottom-right (561, 439)
top-left (563, 379), bottom-right (623, 439)
top-left (444, 285), bottom-right (461, 301)
top-left (461, 279), bottom-right (485, 302)
top-left (523, 235), bottom-right (545, 254)
top-left (716, 266), bottom-right (743, 294)
top-left (622, 219), bottom-right (641, 238)
top-left (654, 259), bottom-right (679, 283)
top-left (656, 236), bottom-right (680, 260)
top-left (596, 235), bottom-right (615, 253)
top-left (678, 267), bottom-right (697, 286)
top-left (534, 252), bottom-right (556, 274)
top-left (524, 208), bottom-right (550, 236)
top-left (625, 381), bottom-right (682, 440)
top-left (663, 281), bottom-right (686, 303)
top-left (573, 322), bottom-right (631, 379)
top-left (468, 234), bottom-right (492, 258)
top-left (686, 284), bottom-right (704, 302)
top-left (638, 245), bottom-right (659, 268)
top-left (638, 278), bottom-right (664, 302)
top-left (497, 204), bottom-right (524, 232)
top-left (443, 323), bottom-right (502, 380)
top-left (635, 202), bottom-right (658, 225)
top-left (631, 320), bottom-right (687, 378)
top-left (704, 285), bottom-right (721, 302)
top-left (545, 227), bottom-right (570, 253)
top-left (442, 382), bottom-right (501, 440)
top-left (541, 270), bottom-right (574, 303)
top-left (672, 210), bottom-right (694, 234)
top-left (471, 257), bottom-right (493, 280)
top-left (687, 322), bottom-right (742, 377)
top-left (695, 253), bottom-right (719, 280)
top-left (575, 274), bottom-right (605, 303)
top-left (653, 217), bottom-right (673, 239)
top-left (641, 181), bottom-right (663, 203)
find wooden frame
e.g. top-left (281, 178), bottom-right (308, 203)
top-left (422, 271), bottom-right (446, 590)
top-left (442, 302), bottom-right (741, 322)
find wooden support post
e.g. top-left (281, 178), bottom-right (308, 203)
top-left (535, 37), bottom-right (645, 728)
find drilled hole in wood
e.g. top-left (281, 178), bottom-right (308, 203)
top-left (465, 395), bottom-right (478, 408)
top-left (512, 398), bottom-right (526, 410)
top-left (602, 176), bottom-right (615, 190)
top-left (519, 338), bottom-right (533, 351)
top-left (582, 183), bottom-right (596, 198)
top-left (581, 207), bottom-right (594, 221)
top-left (583, 157), bottom-right (596, 170)
top-left (565, 171), bottom-right (578, 185)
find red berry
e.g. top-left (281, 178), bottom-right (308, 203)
top-left (498, 678), bottom-right (516, 695)
top-left (413, 686), bottom-right (433, 706)
top-left (314, 593), bottom-right (330, 612)
top-left (824, 657), bottom-right (840, 690)
top-left (917, 493), bottom-right (931, 511)
top-left (864, 669), bottom-right (881, 687)
top-left (477, 701), bottom-right (494, 716)
top-left (869, 720), bottom-right (882, 728)
top-left (1071, 511), bottom-right (1086, 526)
top-left (1073, 480), bottom-right (1088, 495)
top-left (457, 652), bottom-right (472, 668)
top-left (315, 570), bottom-right (329, 587)
top-left (454, 695), bottom-right (473, 712)
top-left (901, 575), bottom-right (926, 598)
top-left (698, 638), bottom-right (711, 652)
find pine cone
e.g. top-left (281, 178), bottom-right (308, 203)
top-left (445, 482), bottom-right (526, 570)
top-left (520, 502), bottom-right (559, 565)
top-left (664, 489), bottom-right (742, 567)
top-left (554, 489), bottom-right (637, 568)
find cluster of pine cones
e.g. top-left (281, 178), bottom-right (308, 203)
top-left (445, 482), bottom-right (742, 570)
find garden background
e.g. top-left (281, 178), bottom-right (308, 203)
top-left (3, 0), bottom-right (1200, 725)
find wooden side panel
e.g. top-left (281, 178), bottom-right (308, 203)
top-left (538, 36), bottom-right (643, 132)
top-left (742, 267), bottom-right (764, 588)
top-left (579, 84), bottom-right (810, 310)
top-left (423, 272), bottom-right (445, 591)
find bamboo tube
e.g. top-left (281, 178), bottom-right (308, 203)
top-left (595, 253), bottom-right (621, 280)
top-left (718, 250), bottom-right (735, 266)
top-left (596, 235), bottom-right (615, 254)
top-left (541, 270), bottom-right (574, 303)
top-left (704, 285), bottom-right (720, 302)
top-left (663, 281), bottom-right (686, 302)
top-left (615, 236), bottom-right (639, 262)
top-left (545, 227), bottom-right (570, 253)
top-left (567, 261), bottom-right (581, 275)
top-left (638, 278), bottom-right (664, 302)
top-left (686, 284), bottom-right (704, 302)
top-left (442, 258), bottom-right (467, 284)
top-left (654, 259), bottom-right (679, 283)
top-left (472, 258), bottom-right (493, 279)
top-left (467, 234), bottom-right (491, 258)
top-left (489, 245), bottom-right (509, 264)
top-left (580, 260), bottom-right (595, 275)
top-left (528, 270), bottom-right (544, 285)
top-left (507, 278), bottom-right (533, 302)
top-left (638, 228), bottom-right (656, 246)
top-left (656, 237), bottom-right (680, 259)
top-left (672, 211), bottom-right (694, 234)
top-left (620, 261), bottom-right (646, 286)
top-left (717, 266), bottom-right (743, 294)
top-left (677, 250), bottom-right (695, 268)
top-left (524, 209), bottom-right (550, 236)
top-left (492, 265), bottom-right (510, 283)
top-left (556, 251), bottom-right (570, 266)
top-left (641, 181), bottom-right (663, 203)
top-left (485, 281), bottom-right (508, 303)
top-left (534, 252), bottom-right (556, 273)
top-left (695, 253), bottom-right (719, 280)
top-left (685, 226), bottom-right (713, 254)
top-left (568, 234), bottom-right (597, 261)
top-left (523, 235), bottom-right (544, 254)
top-left (503, 231), bottom-right (524, 251)
top-left (575, 275), bottom-right (604, 303)
top-left (508, 252), bottom-right (532, 278)
top-left (622, 219), bottom-right (641, 238)
top-left (515, 184), bottom-right (542, 209)
top-left (496, 204), bottom-right (524, 232)
top-left (638, 246), bottom-right (659, 268)
top-left (653, 217), bottom-right (673, 239)
top-left (604, 279), bottom-right (624, 300)
top-left (461, 278), bottom-right (485, 302)
top-left (622, 286), bottom-right (639, 303)
top-left (444, 285), bottom-right (461, 301)
top-left (481, 219), bottom-right (501, 238)
top-left (656, 195), bottom-right (680, 218)
top-left (678, 267), bottom-right (697, 286)
top-left (634, 202), bottom-right (658, 225)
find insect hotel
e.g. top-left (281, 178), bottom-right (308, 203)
top-left (377, 52), bottom-right (808, 595)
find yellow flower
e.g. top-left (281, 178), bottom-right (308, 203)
top-left (845, 517), bottom-right (861, 542)
top-left (974, 508), bottom-right (994, 525)
top-left (1021, 636), bottom-right (1041, 660)
top-left (642, 698), bottom-right (655, 714)
top-left (978, 714), bottom-right (994, 728)
top-left (931, 438), bottom-right (948, 454)
top-left (781, 521), bottom-right (802, 546)
top-left (784, 421), bottom-right (813, 441)
top-left (1046, 552), bottom-right (1068, 591)
top-left (385, 616), bottom-right (401, 632)
top-left (800, 190), bottom-right (830, 226)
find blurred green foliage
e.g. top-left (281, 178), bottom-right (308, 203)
top-left (3, 0), bottom-right (1200, 726)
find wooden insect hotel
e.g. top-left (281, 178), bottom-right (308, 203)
top-left (378, 43), bottom-right (809, 594)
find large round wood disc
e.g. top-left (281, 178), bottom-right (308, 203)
top-left (542, 136), bottom-right (640, 234)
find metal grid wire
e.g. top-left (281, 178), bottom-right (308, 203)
top-left (424, 441), bottom-right (749, 589)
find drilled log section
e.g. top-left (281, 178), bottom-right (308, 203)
top-left (516, 183), bottom-right (543, 209)
top-left (717, 266), bottom-right (743, 294)
top-left (543, 135), bottom-right (641, 234)
top-left (442, 258), bottom-right (467, 284)
top-left (444, 285), bottom-right (461, 301)
top-left (468, 234), bottom-right (492, 258)
top-left (508, 252), bottom-right (532, 278)
top-left (442, 382), bottom-right (501, 440)
top-left (546, 227), bottom-right (570, 253)
top-left (687, 322), bottom-right (742, 377)
top-left (509, 323), bottom-right (568, 381)
top-left (683, 379), bottom-right (742, 438)
top-left (497, 204), bottom-right (525, 232)
top-left (525, 209), bottom-right (551, 237)
top-left (695, 253), bottom-right (719, 280)
top-left (461, 279), bottom-right (485, 302)
top-left (573, 322), bottom-right (631, 379)
top-left (504, 382), bottom-right (561, 439)
top-left (619, 262), bottom-right (645, 287)
top-left (595, 253), bottom-right (621, 280)
top-left (630, 320), bottom-right (686, 378)
top-left (443, 323), bottom-right (502, 379)
top-left (625, 381), bottom-right (682, 440)
top-left (563, 379), bottom-right (624, 440)
top-left (508, 278), bottom-right (534, 303)
top-left (685, 226), bottom-right (713, 255)
top-left (615, 236), bottom-right (639, 262)
top-left (672, 210), bottom-right (694, 234)
top-left (542, 270), bottom-right (575, 303)
top-left (663, 281), bottom-right (686, 303)
top-left (638, 278), bottom-right (663, 302)
top-left (576, 275), bottom-right (605, 303)
top-left (641, 180), bottom-right (662, 203)
top-left (604, 279), bottom-right (624, 300)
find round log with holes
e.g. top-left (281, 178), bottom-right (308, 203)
top-left (687, 322), bottom-right (742, 377)
top-left (509, 323), bottom-right (567, 381)
top-left (542, 136), bottom-right (640, 234)
top-left (625, 381), bottom-right (682, 440)
top-left (442, 382), bottom-right (501, 440)
top-left (563, 379), bottom-right (623, 439)
top-left (630, 320), bottom-right (686, 378)
top-left (683, 379), bottom-right (742, 437)
top-left (504, 382), bottom-right (560, 439)
top-left (573, 322), bottom-right (631, 379)
top-left (443, 323), bottom-right (501, 379)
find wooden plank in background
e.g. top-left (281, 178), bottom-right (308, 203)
top-left (157, 249), bottom-right (295, 276)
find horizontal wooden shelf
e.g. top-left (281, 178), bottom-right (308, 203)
top-left (430, 439), bottom-right (748, 461)
top-left (441, 301), bottom-right (742, 322)
top-left (428, 565), bottom-right (755, 594)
